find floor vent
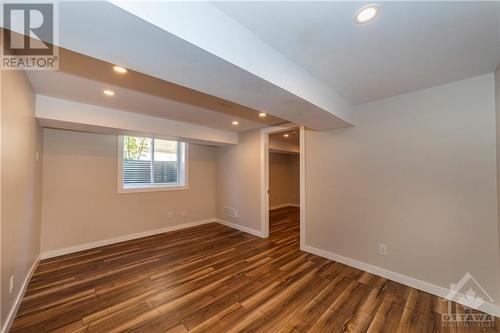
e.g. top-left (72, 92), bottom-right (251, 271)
top-left (224, 206), bottom-right (238, 218)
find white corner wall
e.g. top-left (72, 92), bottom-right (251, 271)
top-left (305, 74), bottom-right (500, 307)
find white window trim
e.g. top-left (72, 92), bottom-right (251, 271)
top-left (117, 135), bottom-right (189, 193)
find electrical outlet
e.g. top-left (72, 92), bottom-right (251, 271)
top-left (9, 276), bottom-right (14, 294)
top-left (167, 212), bottom-right (173, 218)
top-left (378, 244), bottom-right (388, 256)
top-left (181, 210), bottom-right (187, 217)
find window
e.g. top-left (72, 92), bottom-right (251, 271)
top-left (118, 135), bottom-right (187, 192)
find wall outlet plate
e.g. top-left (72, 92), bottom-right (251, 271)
top-left (378, 244), bottom-right (388, 256)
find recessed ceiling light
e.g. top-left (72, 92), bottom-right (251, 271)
top-left (283, 133), bottom-right (290, 138)
top-left (103, 90), bottom-right (115, 96)
top-left (232, 121), bottom-right (239, 126)
top-left (354, 5), bottom-right (379, 24)
top-left (259, 112), bottom-right (267, 118)
top-left (113, 65), bottom-right (127, 73)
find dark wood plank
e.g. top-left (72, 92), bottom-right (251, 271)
top-left (10, 207), bottom-right (498, 332)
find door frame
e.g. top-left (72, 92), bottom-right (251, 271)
top-left (260, 124), bottom-right (305, 248)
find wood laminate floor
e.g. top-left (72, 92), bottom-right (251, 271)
top-left (11, 207), bottom-right (499, 332)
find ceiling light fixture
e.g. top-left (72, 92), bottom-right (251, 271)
top-left (259, 112), bottom-right (267, 118)
top-left (354, 5), bottom-right (379, 24)
top-left (113, 65), bottom-right (127, 73)
top-left (283, 133), bottom-right (290, 138)
top-left (103, 89), bottom-right (115, 96)
top-left (232, 121), bottom-right (239, 126)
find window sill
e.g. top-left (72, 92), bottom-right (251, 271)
top-left (118, 184), bottom-right (188, 194)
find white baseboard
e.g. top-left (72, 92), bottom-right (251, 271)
top-left (301, 244), bottom-right (500, 317)
top-left (41, 218), bottom-right (216, 260)
top-left (269, 203), bottom-right (300, 210)
top-left (216, 218), bottom-right (265, 238)
top-left (1, 254), bottom-right (41, 333)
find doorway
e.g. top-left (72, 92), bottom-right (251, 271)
top-left (260, 124), bottom-right (305, 248)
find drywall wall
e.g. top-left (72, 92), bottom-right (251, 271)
top-left (215, 130), bottom-right (261, 231)
top-left (1, 69), bottom-right (43, 327)
top-left (36, 95), bottom-right (238, 146)
top-left (269, 138), bottom-right (299, 154)
top-left (305, 74), bottom-right (500, 305)
top-left (496, 65), bottom-right (500, 275)
top-left (41, 129), bottom-right (216, 253)
top-left (289, 153), bottom-right (300, 207)
top-left (269, 152), bottom-right (299, 208)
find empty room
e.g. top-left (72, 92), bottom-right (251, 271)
top-left (1, 1), bottom-right (500, 332)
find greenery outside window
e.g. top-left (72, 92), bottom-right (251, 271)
top-left (118, 135), bottom-right (187, 193)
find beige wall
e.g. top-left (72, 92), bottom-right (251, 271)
top-left (269, 152), bottom-right (299, 207)
top-left (41, 129), bottom-right (216, 252)
top-left (496, 65), bottom-right (500, 276)
top-left (305, 74), bottom-right (500, 304)
top-left (215, 130), bottom-right (261, 231)
top-left (269, 139), bottom-right (299, 154)
top-left (289, 154), bottom-right (300, 207)
top-left (1, 69), bottom-right (43, 326)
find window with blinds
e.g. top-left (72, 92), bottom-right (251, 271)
top-left (119, 135), bottom-right (187, 192)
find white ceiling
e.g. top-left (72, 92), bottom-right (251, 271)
top-left (27, 71), bottom-right (267, 132)
top-left (5, 1), bottom-right (499, 133)
top-left (214, 1), bottom-right (500, 104)
top-left (47, 1), bottom-right (352, 131)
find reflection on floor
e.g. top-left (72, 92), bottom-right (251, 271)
top-left (11, 206), bottom-right (498, 332)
